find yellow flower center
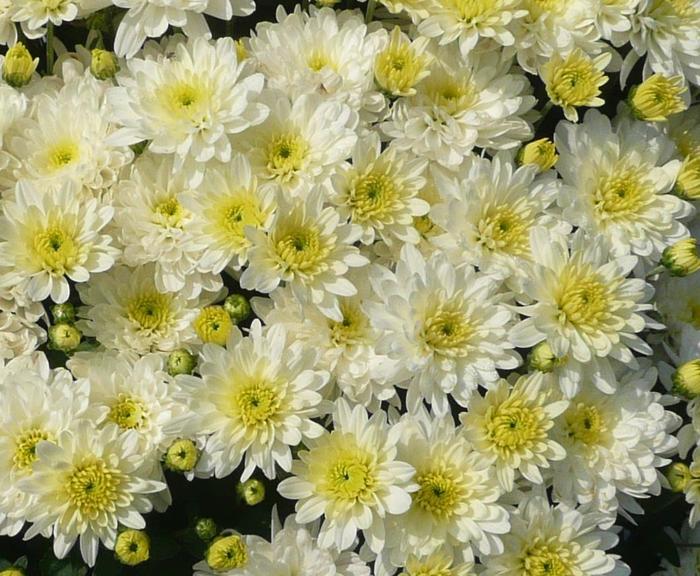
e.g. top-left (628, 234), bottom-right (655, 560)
top-left (153, 197), bottom-right (186, 228)
top-left (266, 133), bottom-right (309, 182)
top-left (307, 50), bottom-right (335, 72)
top-left (414, 467), bottom-right (463, 518)
top-left (275, 225), bottom-right (329, 274)
top-left (108, 394), bottom-right (149, 430)
top-left (556, 268), bottom-right (610, 331)
top-left (593, 167), bottom-right (651, 220)
top-left (546, 52), bottom-right (606, 108)
top-left (46, 140), bottom-right (79, 171)
top-left (522, 541), bottom-right (573, 576)
top-left (215, 195), bottom-right (265, 248)
top-left (630, 74), bottom-right (687, 122)
top-left (67, 458), bottom-right (120, 517)
top-left (349, 171), bottom-right (399, 223)
top-left (33, 225), bottom-right (79, 275)
top-left (160, 80), bottom-right (210, 124)
top-left (206, 535), bottom-right (248, 572)
top-left (13, 428), bottom-right (52, 471)
top-left (375, 28), bottom-right (427, 96)
top-left (115, 529), bottom-right (150, 567)
top-left (476, 203), bottom-right (531, 256)
top-left (414, 214), bottom-right (437, 238)
top-left (326, 458), bottom-right (375, 500)
top-left (565, 402), bottom-right (605, 446)
top-left (126, 291), bottom-right (173, 332)
top-left (486, 400), bottom-right (544, 455)
top-left (329, 301), bottom-right (369, 346)
top-left (313, 436), bottom-right (378, 504)
top-left (193, 306), bottom-right (233, 346)
top-left (421, 303), bottom-right (473, 357)
top-left (425, 75), bottom-right (477, 116)
top-left (525, 0), bottom-right (565, 17)
top-left (444, 0), bottom-right (502, 23)
top-left (233, 380), bottom-right (282, 428)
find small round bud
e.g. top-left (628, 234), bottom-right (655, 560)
top-left (164, 438), bottom-right (199, 473)
top-left (205, 534), bottom-right (248, 572)
top-left (527, 341), bottom-right (563, 373)
top-left (48, 324), bottom-right (81, 353)
top-left (3, 43), bottom-right (38, 88)
top-left (50, 302), bottom-right (76, 325)
top-left (224, 294), bottom-right (252, 325)
top-left (194, 306), bottom-right (233, 346)
top-left (629, 74), bottom-right (687, 122)
top-left (236, 478), bottom-right (265, 506)
top-left (195, 518), bottom-right (218, 542)
top-left (675, 153), bottom-right (700, 200)
top-left (167, 349), bottom-right (196, 376)
top-left (672, 359), bottom-right (700, 399)
top-left (90, 49), bottom-right (119, 80)
top-left (517, 138), bottom-right (558, 172)
top-left (666, 462), bottom-right (691, 493)
top-left (114, 529), bottom-right (150, 566)
top-left (661, 238), bottom-right (700, 277)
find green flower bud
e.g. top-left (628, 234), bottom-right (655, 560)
top-left (90, 49), bottom-right (119, 80)
top-left (224, 294), bottom-right (252, 325)
top-left (114, 529), bottom-right (150, 566)
top-left (3, 43), bottom-right (38, 88)
top-left (661, 238), bottom-right (700, 277)
top-left (194, 518), bottom-right (218, 542)
top-left (164, 438), bottom-right (199, 472)
top-left (666, 462), bottom-right (691, 493)
top-left (672, 359), bottom-right (700, 399)
top-left (194, 306), bottom-right (233, 346)
top-left (50, 302), bottom-right (76, 325)
top-left (167, 349), bottom-right (196, 376)
top-left (48, 323), bottom-right (81, 353)
top-left (527, 341), bottom-right (565, 373)
top-left (629, 74), bottom-right (687, 122)
top-left (236, 478), bottom-right (265, 506)
top-left (516, 138), bottom-right (558, 172)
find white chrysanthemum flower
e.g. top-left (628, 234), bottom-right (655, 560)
top-left (252, 276), bottom-right (400, 412)
top-left (240, 190), bottom-right (368, 321)
top-left (19, 424), bottom-right (165, 567)
top-left (10, 0), bottom-right (80, 39)
top-left (249, 6), bottom-right (386, 118)
top-left (329, 134), bottom-right (429, 247)
top-left (0, 180), bottom-right (117, 304)
top-left (277, 399), bottom-right (417, 554)
top-left (551, 365), bottom-right (680, 527)
top-left (382, 44), bottom-right (534, 168)
top-left (431, 152), bottom-right (568, 283)
top-left (0, 83), bottom-right (25, 148)
top-left (173, 320), bottom-right (330, 481)
top-left (481, 493), bottom-right (629, 576)
top-left (100, 0), bottom-right (255, 58)
top-left (107, 36), bottom-right (267, 186)
top-left (366, 244), bottom-right (519, 415)
top-left (236, 92), bottom-right (357, 195)
top-left (76, 264), bottom-right (208, 354)
top-left (182, 154), bottom-right (276, 274)
top-left (6, 72), bottom-right (133, 193)
top-left (624, 0), bottom-right (700, 86)
top-left (555, 110), bottom-right (692, 261)
top-left (0, 1), bottom-right (16, 46)
top-left (417, 0), bottom-right (526, 57)
top-left (112, 153), bottom-right (221, 298)
top-left (596, 0), bottom-right (640, 44)
top-left (0, 353), bottom-right (87, 537)
top-left (510, 228), bottom-right (655, 366)
top-left (513, 0), bottom-right (603, 74)
top-left (0, 295), bottom-right (45, 360)
top-left (461, 373), bottom-right (567, 492)
top-left (381, 409), bottom-right (508, 568)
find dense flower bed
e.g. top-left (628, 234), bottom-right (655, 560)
top-left (0, 0), bottom-right (699, 574)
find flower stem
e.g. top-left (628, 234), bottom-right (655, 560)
top-left (46, 22), bottom-right (55, 74)
top-left (366, 0), bottom-right (377, 22)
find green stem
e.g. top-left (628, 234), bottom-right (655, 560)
top-left (302, 0), bottom-right (309, 12)
top-left (646, 264), bottom-right (666, 278)
top-left (46, 22), bottom-right (55, 74)
top-left (365, 0), bottom-right (377, 22)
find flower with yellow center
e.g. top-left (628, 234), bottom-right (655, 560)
top-left (278, 399), bottom-right (416, 553)
top-left (194, 306), bottom-right (233, 347)
top-left (164, 439), bottom-right (199, 473)
top-left (18, 425), bottom-right (164, 567)
top-left (193, 531), bottom-right (272, 576)
top-left (400, 546), bottom-right (476, 576)
top-left (462, 373), bottom-right (567, 491)
top-left (629, 74), bottom-right (687, 121)
top-left (0, 181), bottom-right (117, 305)
top-left (374, 27), bottom-right (431, 97)
top-left (205, 534), bottom-right (248, 571)
top-left (177, 320), bottom-right (329, 481)
top-left (541, 49), bottom-right (611, 122)
top-left (242, 192), bottom-right (367, 321)
top-left (108, 394), bottom-right (149, 430)
top-left (115, 529), bottom-right (150, 566)
top-left (11, 0), bottom-right (79, 40)
top-left (517, 138), bottom-right (558, 172)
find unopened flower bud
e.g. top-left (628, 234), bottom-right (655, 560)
top-left (90, 49), bottom-right (119, 80)
top-left (236, 478), bottom-right (265, 506)
top-left (675, 153), bottom-right (700, 200)
top-left (672, 359), bottom-right (700, 399)
top-left (666, 462), bottom-right (691, 493)
top-left (629, 74), bottom-right (687, 122)
top-left (194, 306), bottom-right (233, 346)
top-left (195, 518), bottom-right (218, 542)
top-left (661, 238), bottom-right (700, 277)
top-left (167, 349), bottom-right (196, 376)
top-left (517, 138), bottom-right (558, 172)
top-left (48, 323), bottom-right (81, 353)
top-left (114, 529), bottom-right (150, 566)
top-left (51, 302), bottom-right (76, 324)
top-left (164, 438), bottom-right (199, 472)
top-left (206, 534), bottom-right (248, 571)
top-left (527, 341), bottom-right (563, 373)
top-left (3, 43), bottom-right (38, 88)
top-left (224, 294), bottom-right (251, 325)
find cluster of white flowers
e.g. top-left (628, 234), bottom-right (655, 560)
top-left (0, 0), bottom-right (700, 574)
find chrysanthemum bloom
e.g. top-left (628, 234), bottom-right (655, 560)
top-left (0, 354), bottom-right (86, 537)
top-left (192, 531), bottom-right (271, 575)
top-left (417, 0), bottom-right (527, 57)
top-left (481, 493), bottom-right (629, 576)
top-left (193, 306), bottom-right (233, 346)
top-left (374, 27), bottom-right (431, 98)
top-left (0, 180), bottom-right (117, 305)
top-left (510, 229), bottom-right (655, 366)
top-left (461, 373), bottom-right (567, 492)
top-left (173, 320), bottom-right (330, 480)
top-left (0, 291), bottom-right (46, 360)
top-left (248, 6), bottom-right (386, 118)
top-left (541, 49), bottom-right (611, 122)
top-left (551, 366), bottom-right (680, 526)
top-left (517, 138), bottom-right (558, 172)
top-left (555, 110), bottom-right (693, 260)
top-left (19, 424), bottom-right (165, 567)
top-left (629, 74), bottom-right (688, 121)
top-left (76, 265), bottom-right (207, 354)
top-left (10, 0), bottom-right (81, 40)
top-left (277, 399), bottom-right (416, 553)
top-left (330, 134), bottom-right (429, 247)
top-left (107, 36), bottom-right (268, 187)
top-left (240, 190), bottom-right (368, 321)
top-left (595, 0), bottom-right (639, 44)
top-left (366, 244), bottom-right (520, 415)
top-left (382, 45), bottom-right (534, 169)
top-left (112, 153), bottom-right (221, 298)
top-left (396, 547), bottom-right (475, 576)
top-left (430, 153), bottom-right (568, 283)
top-left (383, 410), bottom-right (508, 566)
top-left (236, 92), bottom-right (357, 196)
top-left (182, 154), bottom-right (276, 275)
